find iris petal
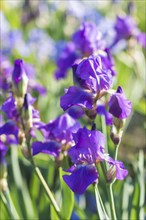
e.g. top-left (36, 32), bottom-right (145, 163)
top-left (32, 141), bottom-right (61, 157)
top-left (63, 164), bottom-right (98, 194)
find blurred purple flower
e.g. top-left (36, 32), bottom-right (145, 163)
top-left (72, 22), bottom-right (105, 56)
top-left (111, 15), bottom-right (146, 48)
top-left (55, 42), bottom-right (77, 79)
top-left (0, 55), bottom-right (12, 92)
top-left (108, 86), bottom-right (132, 119)
top-left (136, 32), bottom-right (146, 48)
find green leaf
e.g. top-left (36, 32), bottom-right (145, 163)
top-left (59, 168), bottom-right (74, 220)
top-left (129, 180), bottom-right (140, 220)
top-left (129, 151), bottom-right (145, 220)
top-left (50, 204), bottom-right (59, 220)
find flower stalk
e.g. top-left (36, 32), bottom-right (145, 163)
top-left (1, 189), bottom-right (20, 220)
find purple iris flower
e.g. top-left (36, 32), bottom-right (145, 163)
top-left (60, 55), bottom-right (112, 113)
top-left (63, 127), bottom-right (128, 194)
top-left (73, 55), bottom-right (112, 93)
top-left (72, 22), bottom-right (105, 56)
top-left (41, 113), bottom-right (81, 144)
top-left (60, 86), bottom-right (95, 111)
top-left (108, 86), bottom-right (132, 119)
top-left (54, 42), bottom-right (77, 80)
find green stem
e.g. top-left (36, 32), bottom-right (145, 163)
top-left (94, 184), bottom-right (110, 220)
top-left (30, 157), bottom-right (61, 219)
top-left (100, 163), bottom-right (117, 220)
top-left (115, 141), bottom-right (121, 160)
top-left (1, 189), bottom-right (20, 220)
top-left (106, 183), bottom-right (117, 220)
top-left (19, 111), bottom-right (61, 219)
top-left (101, 115), bottom-right (108, 153)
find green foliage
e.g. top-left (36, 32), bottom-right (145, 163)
top-left (59, 168), bottom-right (74, 220)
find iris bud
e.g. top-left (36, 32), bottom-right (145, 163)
top-left (106, 166), bottom-right (116, 183)
top-left (22, 94), bottom-right (33, 136)
top-left (12, 59), bottom-right (28, 108)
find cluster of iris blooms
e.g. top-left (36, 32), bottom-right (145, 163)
top-left (0, 19), bottom-right (136, 195)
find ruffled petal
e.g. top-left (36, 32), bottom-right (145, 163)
top-left (115, 161), bottom-right (128, 180)
top-left (69, 127), bottom-right (105, 164)
top-left (60, 86), bottom-right (94, 111)
top-left (63, 164), bottom-right (98, 194)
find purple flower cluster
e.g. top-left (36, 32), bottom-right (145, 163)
top-left (54, 14), bottom-right (145, 80)
top-left (60, 54), bottom-right (132, 121)
top-left (63, 127), bottom-right (128, 194)
top-left (0, 59), bottom-right (44, 154)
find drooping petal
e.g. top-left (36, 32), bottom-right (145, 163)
top-left (32, 141), bottom-right (61, 157)
top-left (63, 164), bottom-right (98, 194)
top-left (115, 161), bottom-right (128, 180)
top-left (60, 86), bottom-right (94, 111)
top-left (107, 159), bottom-right (128, 180)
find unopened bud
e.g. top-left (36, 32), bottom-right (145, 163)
top-left (107, 166), bottom-right (116, 183)
top-left (110, 125), bottom-right (123, 145)
top-left (113, 118), bottom-right (125, 131)
top-left (22, 94), bottom-right (33, 136)
top-left (12, 59), bottom-right (28, 101)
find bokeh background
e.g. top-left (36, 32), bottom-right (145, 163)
top-left (0, 0), bottom-right (146, 219)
